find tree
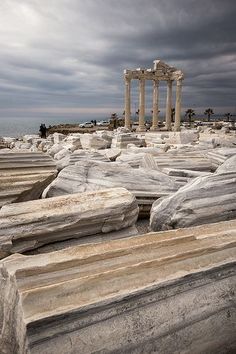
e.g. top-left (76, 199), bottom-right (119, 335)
top-left (204, 108), bottom-right (214, 122)
top-left (171, 108), bottom-right (175, 122)
top-left (185, 109), bottom-right (195, 125)
top-left (224, 112), bottom-right (232, 122)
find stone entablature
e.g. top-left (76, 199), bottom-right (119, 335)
top-left (124, 59), bottom-right (184, 132)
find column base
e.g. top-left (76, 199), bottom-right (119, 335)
top-left (150, 126), bottom-right (159, 131)
top-left (136, 126), bottom-right (146, 132)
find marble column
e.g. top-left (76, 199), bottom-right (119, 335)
top-left (165, 80), bottom-right (172, 131)
top-left (137, 78), bottom-right (146, 132)
top-left (151, 80), bottom-right (159, 131)
top-left (124, 78), bottom-right (131, 129)
top-left (174, 80), bottom-right (182, 131)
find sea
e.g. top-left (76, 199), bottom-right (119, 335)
top-left (0, 116), bottom-right (100, 138)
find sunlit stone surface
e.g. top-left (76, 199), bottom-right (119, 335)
top-left (0, 188), bottom-right (138, 259)
top-left (0, 220), bottom-right (235, 353)
top-left (150, 168), bottom-right (236, 231)
top-left (42, 160), bottom-right (183, 216)
top-left (0, 151), bottom-right (57, 208)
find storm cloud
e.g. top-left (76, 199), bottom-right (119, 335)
top-left (0, 0), bottom-right (235, 119)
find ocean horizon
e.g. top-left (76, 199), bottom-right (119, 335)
top-left (0, 114), bottom-right (229, 138)
top-left (0, 116), bottom-right (102, 138)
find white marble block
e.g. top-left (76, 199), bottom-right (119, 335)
top-left (0, 188), bottom-right (139, 259)
top-left (0, 220), bottom-right (235, 353)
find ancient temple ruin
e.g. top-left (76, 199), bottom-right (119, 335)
top-left (124, 59), bottom-right (184, 131)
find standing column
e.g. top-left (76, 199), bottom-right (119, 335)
top-left (151, 80), bottom-right (159, 131)
top-left (165, 80), bottom-right (172, 131)
top-left (174, 79), bottom-right (182, 131)
top-left (137, 78), bottom-right (146, 132)
top-left (124, 78), bottom-right (131, 129)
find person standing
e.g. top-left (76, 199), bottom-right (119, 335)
top-left (39, 124), bottom-right (47, 138)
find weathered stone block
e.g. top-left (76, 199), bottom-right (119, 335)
top-left (0, 220), bottom-right (235, 353)
top-left (0, 188), bottom-right (138, 259)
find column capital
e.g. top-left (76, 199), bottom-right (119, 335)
top-left (153, 79), bottom-right (159, 86)
top-left (176, 79), bottom-right (183, 86)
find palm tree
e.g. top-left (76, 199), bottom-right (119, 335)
top-left (224, 112), bottom-right (232, 122)
top-left (185, 109), bottom-right (195, 125)
top-left (204, 108), bottom-right (214, 122)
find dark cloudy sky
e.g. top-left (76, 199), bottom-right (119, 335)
top-left (0, 0), bottom-right (236, 120)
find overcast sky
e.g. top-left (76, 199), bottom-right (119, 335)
top-left (0, 0), bottom-right (235, 120)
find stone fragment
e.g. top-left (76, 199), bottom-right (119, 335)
top-left (53, 133), bottom-right (65, 144)
top-left (98, 148), bottom-right (121, 161)
top-left (0, 151), bottom-right (57, 208)
top-left (216, 154), bottom-right (236, 174)
top-left (150, 171), bottom-right (236, 231)
top-left (80, 133), bottom-right (110, 150)
top-left (117, 149), bottom-right (213, 172)
top-left (62, 133), bottom-right (82, 150)
top-left (47, 143), bottom-right (64, 158)
top-left (95, 130), bottom-right (113, 147)
top-left (162, 168), bottom-right (210, 178)
top-left (69, 150), bottom-right (110, 164)
top-left (206, 147), bottom-right (236, 167)
top-left (111, 133), bottom-right (145, 148)
top-left (53, 148), bottom-right (71, 161)
top-left (0, 220), bottom-right (235, 353)
top-left (43, 160), bottom-right (182, 216)
top-left (140, 153), bottom-right (160, 170)
top-left (0, 188), bottom-right (138, 259)
top-left (165, 130), bottom-right (199, 144)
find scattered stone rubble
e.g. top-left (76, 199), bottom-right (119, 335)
top-left (42, 160), bottom-right (183, 216)
top-left (0, 125), bottom-right (236, 353)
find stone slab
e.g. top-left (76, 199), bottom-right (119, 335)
top-left (1, 220), bottom-right (235, 353)
top-left (0, 188), bottom-right (138, 259)
top-left (0, 151), bottom-right (57, 208)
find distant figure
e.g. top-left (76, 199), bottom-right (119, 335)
top-left (94, 119), bottom-right (97, 126)
top-left (39, 123), bottom-right (47, 139)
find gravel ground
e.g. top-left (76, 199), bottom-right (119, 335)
top-left (136, 218), bottom-right (150, 234)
